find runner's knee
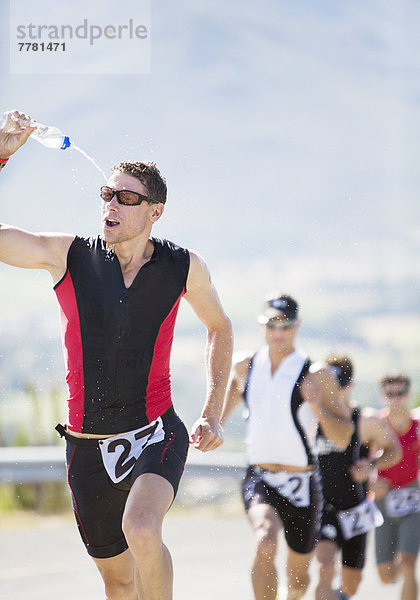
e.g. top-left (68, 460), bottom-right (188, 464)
top-left (103, 579), bottom-right (136, 600)
top-left (342, 573), bottom-right (362, 597)
top-left (342, 582), bottom-right (360, 597)
top-left (287, 569), bottom-right (310, 596)
top-left (287, 578), bottom-right (309, 600)
top-left (378, 562), bottom-right (397, 584)
top-left (122, 512), bottom-right (162, 555)
top-left (254, 522), bottom-right (278, 560)
top-left (318, 560), bottom-right (335, 584)
top-left (316, 542), bottom-right (335, 573)
top-left (95, 566), bottom-right (135, 600)
top-left (399, 552), bottom-right (417, 578)
top-left (317, 550), bottom-right (335, 585)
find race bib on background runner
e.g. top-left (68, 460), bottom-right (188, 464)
top-left (385, 486), bottom-right (420, 518)
top-left (337, 498), bottom-right (384, 540)
top-left (261, 470), bottom-right (312, 507)
top-left (99, 418), bottom-right (165, 484)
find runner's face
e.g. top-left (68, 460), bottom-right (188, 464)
top-left (382, 383), bottom-right (409, 407)
top-left (263, 316), bottom-right (300, 351)
top-left (101, 172), bottom-right (162, 244)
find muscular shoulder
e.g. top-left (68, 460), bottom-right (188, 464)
top-left (41, 232), bottom-right (75, 284)
top-left (185, 250), bottom-right (209, 292)
top-left (360, 412), bottom-right (391, 444)
top-left (45, 232), bottom-right (75, 253)
top-left (188, 249), bottom-right (204, 268)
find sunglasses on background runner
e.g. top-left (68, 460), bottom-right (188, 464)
top-left (265, 319), bottom-right (297, 330)
top-left (100, 186), bottom-right (159, 206)
top-left (384, 390), bottom-right (408, 398)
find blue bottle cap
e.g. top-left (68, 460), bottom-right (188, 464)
top-left (61, 136), bottom-right (71, 150)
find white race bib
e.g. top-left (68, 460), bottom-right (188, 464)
top-left (337, 498), bottom-right (384, 540)
top-left (261, 470), bottom-right (312, 507)
top-left (99, 419), bottom-right (165, 483)
top-left (385, 487), bottom-right (420, 518)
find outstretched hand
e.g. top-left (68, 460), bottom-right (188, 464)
top-left (0, 110), bottom-right (37, 158)
top-left (189, 416), bottom-right (223, 452)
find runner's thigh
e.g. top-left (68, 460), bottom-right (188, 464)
top-left (374, 511), bottom-right (398, 565)
top-left (67, 441), bottom-right (129, 558)
top-left (397, 511), bottom-right (420, 557)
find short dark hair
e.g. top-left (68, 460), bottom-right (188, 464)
top-left (326, 354), bottom-right (353, 388)
top-left (259, 293), bottom-right (299, 322)
top-left (112, 161), bottom-right (167, 204)
top-left (380, 373), bottom-right (411, 391)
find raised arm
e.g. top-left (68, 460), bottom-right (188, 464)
top-left (221, 356), bottom-right (251, 426)
top-left (183, 250), bottom-right (233, 452)
top-left (0, 225), bottom-right (73, 282)
top-left (0, 109), bottom-right (73, 283)
top-left (301, 363), bottom-right (354, 449)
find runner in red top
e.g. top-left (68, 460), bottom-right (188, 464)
top-left (378, 418), bottom-right (419, 489)
top-left (372, 373), bottom-right (420, 600)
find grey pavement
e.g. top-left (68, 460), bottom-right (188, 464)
top-left (0, 509), bottom-right (407, 599)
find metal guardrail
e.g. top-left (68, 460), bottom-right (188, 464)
top-left (0, 446), bottom-right (246, 483)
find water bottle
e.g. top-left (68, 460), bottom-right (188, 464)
top-left (0, 112), bottom-right (70, 150)
top-left (29, 122), bottom-right (71, 150)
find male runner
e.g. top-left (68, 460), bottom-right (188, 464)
top-left (0, 109), bottom-right (233, 600)
top-left (221, 294), bottom-right (354, 600)
top-left (315, 355), bottom-right (401, 600)
top-left (372, 374), bottom-right (420, 600)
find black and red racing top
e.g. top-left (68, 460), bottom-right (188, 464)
top-left (54, 235), bottom-right (190, 434)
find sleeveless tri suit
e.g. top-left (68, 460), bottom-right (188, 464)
top-left (241, 348), bottom-right (322, 554)
top-left (54, 236), bottom-right (190, 558)
top-left (317, 408), bottom-right (373, 569)
top-left (55, 235), bottom-right (190, 434)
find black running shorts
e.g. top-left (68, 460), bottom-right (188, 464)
top-left (241, 465), bottom-right (322, 554)
top-left (320, 502), bottom-right (367, 569)
top-left (64, 409), bottom-right (189, 559)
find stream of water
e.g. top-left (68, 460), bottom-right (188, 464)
top-left (71, 144), bottom-right (108, 182)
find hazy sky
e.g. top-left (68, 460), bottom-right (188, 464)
top-left (1, 1), bottom-right (419, 401)
top-left (1, 1), bottom-right (419, 251)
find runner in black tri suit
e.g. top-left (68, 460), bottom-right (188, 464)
top-left (222, 295), bottom-right (354, 600)
top-left (315, 355), bottom-right (401, 600)
top-left (0, 109), bottom-right (233, 600)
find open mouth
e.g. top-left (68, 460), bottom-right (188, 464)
top-left (104, 218), bottom-right (120, 228)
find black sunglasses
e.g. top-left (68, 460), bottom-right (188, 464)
top-left (100, 185), bottom-right (159, 206)
top-left (385, 390), bottom-right (408, 399)
top-left (265, 319), bottom-right (297, 330)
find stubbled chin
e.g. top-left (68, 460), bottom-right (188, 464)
top-left (103, 227), bottom-right (119, 242)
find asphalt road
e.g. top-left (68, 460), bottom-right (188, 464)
top-left (0, 509), bottom-right (408, 599)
